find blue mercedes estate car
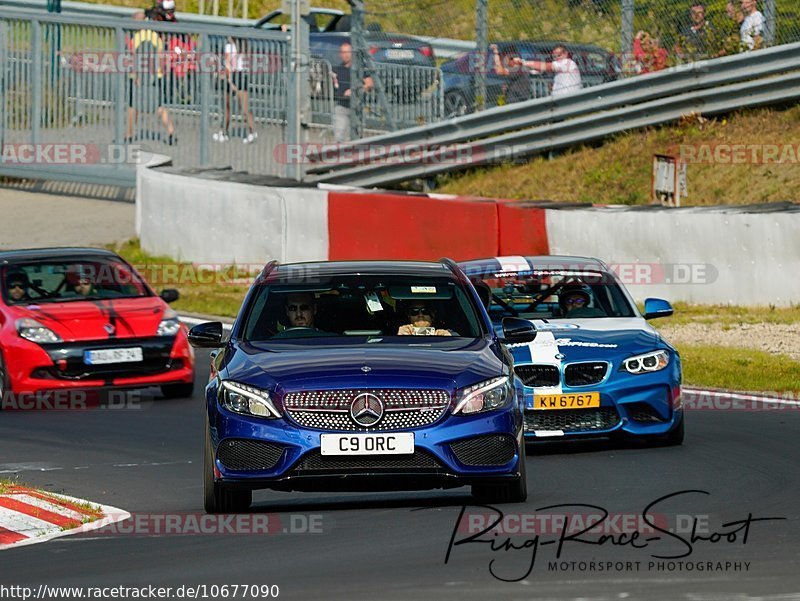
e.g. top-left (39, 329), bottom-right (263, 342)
top-left (189, 260), bottom-right (528, 513)
top-left (459, 256), bottom-right (684, 446)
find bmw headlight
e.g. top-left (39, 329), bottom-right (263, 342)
top-left (218, 381), bottom-right (281, 419)
top-left (454, 376), bottom-right (511, 415)
top-left (623, 350), bottom-right (670, 374)
top-left (157, 308), bottom-right (182, 337)
top-left (16, 318), bottom-right (62, 344)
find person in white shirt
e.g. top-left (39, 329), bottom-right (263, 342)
top-left (213, 37), bottom-right (258, 144)
top-left (739, 0), bottom-right (764, 50)
top-left (512, 45), bottom-right (582, 97)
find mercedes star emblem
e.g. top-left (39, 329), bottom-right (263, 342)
top-left (350, 393), bottom-right (384, 427)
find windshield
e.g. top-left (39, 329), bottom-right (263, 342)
top-left (241, 274), bottom-right (484, 341)
top-left (475, 271), bottom-right (636, 320)
top-left (2, 258), bottom-right (151, 305)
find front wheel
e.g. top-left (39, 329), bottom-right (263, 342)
top-left (204, 427), bottom-right (252, 513)
top-left (0, 349), bottom-right (11, 411)
top-left (471, 442), bottom-right (528, 504)
top-left (659, 413), bottom-right (685, 446)
top-left (444, 91), bottom-right (470, 119)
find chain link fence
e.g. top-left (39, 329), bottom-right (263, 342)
top-left (353, 0), bottom-right (798, 116)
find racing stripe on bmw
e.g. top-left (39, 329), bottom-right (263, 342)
top-left (496, 256), bottom-right (530, 274)
top-left (527, 331), bottom-right (564, 395)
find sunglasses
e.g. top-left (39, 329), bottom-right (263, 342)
top-left (9, 283), bottom-right (25, 290)
top-left (407, 307), bottom-right (431, 315)
top-left (565, 297), bottom-right (588, 306)
top-left (287, 304), bottom-right (312, 312)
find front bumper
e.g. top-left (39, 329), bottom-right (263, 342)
top-left (523, 369), bottom-right (682, 440)
top-left (4, 333), bottom-right (195, 393)
top-left (208, 400), bottom-right (524, 493)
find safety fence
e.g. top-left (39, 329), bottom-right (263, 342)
top-left (0, 7), bottom-right (444, 185)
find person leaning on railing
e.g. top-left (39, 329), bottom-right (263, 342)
top-left (510, 45), bottom-right (582, 97)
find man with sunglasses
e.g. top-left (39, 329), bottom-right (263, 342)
top-left (5, 271), bottom-right (30, 304)
top-left (273, 292), bottom-right (332, 338)
top-left (397, 301), bottom-right (452, 336)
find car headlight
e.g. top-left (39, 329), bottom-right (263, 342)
top-left (623, 350), bottom-right (670, 374)
top-left (157, 308), bottom-right (182, 337)
top-left (16, 318), bottom-right (62, 344)
top-left (218, 380), bottom-right (281, 419)
top-left (453, 376), bottom-right (511, 415)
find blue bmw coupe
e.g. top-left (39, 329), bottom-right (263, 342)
top-left (459, 256), bottom-right (684, 446)
top-left (189, 260), bottom-right (529, 513)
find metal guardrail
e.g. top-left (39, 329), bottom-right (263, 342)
top-left (306, 41), bottom-right (800, 186)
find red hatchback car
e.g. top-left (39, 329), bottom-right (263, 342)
top-left (0, 248), bottom-right (195, 405)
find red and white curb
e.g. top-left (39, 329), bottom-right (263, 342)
top-left (0, 486), bottom-right (130, 550)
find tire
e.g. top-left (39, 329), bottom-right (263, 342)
top-left (204, 426), bottom-right (252, 514)
top-left (659, 413), bottom-right (685, 446)
top-left (471, 441), bottom-right (528, 504)
top-left (161, 381), bottom-right (195, 399)
top-left (0, 348), bottom-right (10, 411)
top-left (444, 91), bottom-right (470, 119)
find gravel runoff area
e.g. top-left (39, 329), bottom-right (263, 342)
top-left (658, 322), bottom-right (800, 361)
top-left (0, 187), bottom-right (135, 249)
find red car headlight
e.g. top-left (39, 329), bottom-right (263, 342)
top-left (16, 318), bottom-right (62, 344)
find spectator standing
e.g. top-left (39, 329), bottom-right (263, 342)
top-left (125, 10), bottom-right (176, 145)
top-left (739, 0), bottom-right (764, 50)
top-left (677, 3), bottom-right (712, 57)
top-left (633, 31), bottom-right (669, 73)
top-left (489, 44), bottom-right (532, 104)
top-left (511, 45), bottom-right (582, 97)
top-left (213, 37), bottom-right (258, 144)
top-left (331, 42), bottom-right (374, 143)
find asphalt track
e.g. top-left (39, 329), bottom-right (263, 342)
top-left (1, 351), bottom-right (799, 600)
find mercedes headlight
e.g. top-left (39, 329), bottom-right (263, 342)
top-left (218, 381), bottom-right (281, 419)
top-left (453, 376), bottom-right (511, 415)
top-left (157, 308), bottom-right (182, 337)
top-left (623, 350), bottom-right (670, 374)
top-left (16, 318), bottom-right (62, 344)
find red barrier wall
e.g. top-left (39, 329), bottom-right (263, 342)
top-left (497, 202), bottom-right (550, 256)
top-left (328, 191), bottom-right (499, 261)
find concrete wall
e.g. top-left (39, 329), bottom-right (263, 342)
top-left (545, 209), bottom-right (800, 306)
top-left (137, 162), bottom-right (800, 306)
top-left (137, 167), bottom-right (328, 265)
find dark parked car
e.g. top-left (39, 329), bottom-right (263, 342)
top-left (441, 40), bottom-right (621, 117)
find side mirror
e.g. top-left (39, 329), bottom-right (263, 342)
top-left (643, 298), bottom-right (674, 320)
top-left (160, 289), bottom-right (180, 303)
top-left (501, 317), bottom-right (537, 343)
top-left (188, 322), bottom-right (225, 348)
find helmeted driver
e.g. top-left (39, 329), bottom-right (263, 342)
top-left (558, 283), bottom-right (605, 318)
top-left (6, 271), bottom-right (30, 304)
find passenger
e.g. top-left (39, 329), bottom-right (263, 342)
top-left (5, 271), bottom-right (30, 304)
top-left (396, 301), bottom-right (452, 336)
top-left (65, 267), bottom-right (99, 298)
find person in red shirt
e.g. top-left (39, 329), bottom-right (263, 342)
top-left (633, 31), bottom-right (668, 74)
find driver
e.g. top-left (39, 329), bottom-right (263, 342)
top-left (273, 292), bottom-right (332, 338)
top-left (397, 301), bottom-right (452, 336)
top-left (6, 271), bottom-right (30, 304)
top-left (559, 283), bottom-right (605, 318)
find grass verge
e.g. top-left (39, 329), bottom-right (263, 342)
top-left (676, 344), bottom-right (800, 393)
top-left (439, 105), bottom-right (800, 205)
